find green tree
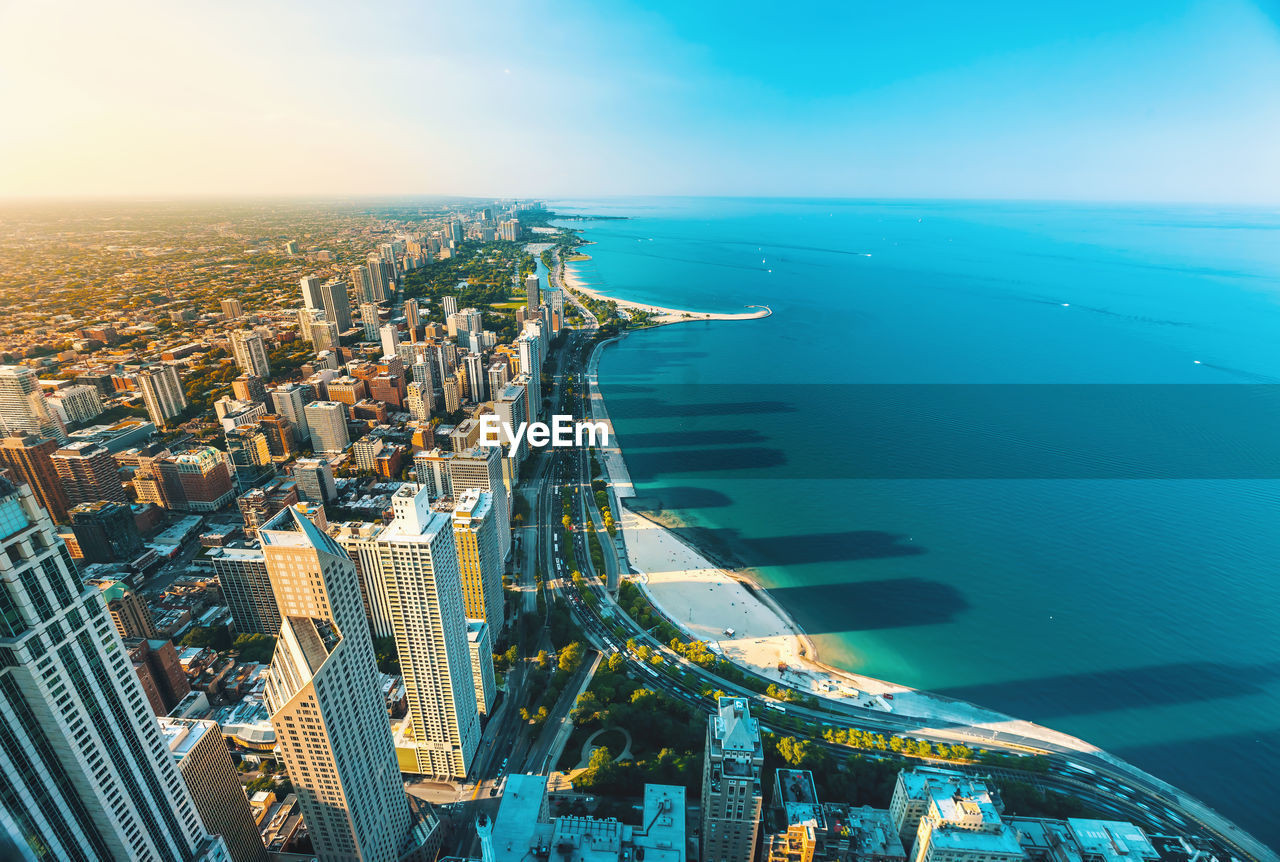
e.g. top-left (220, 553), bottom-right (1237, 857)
top-left (558, 641), bottom-right (584, 673)
top-left (233, 633), bottom-right (276, 663)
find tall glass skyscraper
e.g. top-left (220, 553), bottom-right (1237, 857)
top-left (0, 476), bottom-right (228, 861)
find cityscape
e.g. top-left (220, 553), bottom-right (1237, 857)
top-left (3, 3), bottom-right (1280, 862)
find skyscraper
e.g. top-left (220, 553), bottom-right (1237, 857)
top-left (702, 696), bottom-right (765, 862)
top-left (463, 352), bottom-right (486, 403)
top-left (380, 323), bottom-right (401, 358)
top-left (404, 298), bottom-right (420, 342)
top-left (525, 273), bottom-right (540, 310)
top-left (300, 275), bottom-right (325, 311)
top-left (374, 486), bottom-right (480, 778)
top-left (270, 382), bottom-right (313, 444)
top-left (289, 457), bottom-right (338, 504)
top-left (367, 256), bottom-right (391, 301)
top-left (209, 546), bottom-right (279, 636)
top-left (0, 477), bottom-right (228, 861)
top-left (441, 295), bottom-right (458, 317)
top-left (260, 507), bottom-right (433, 861)
top-left (465, 620), bottom-right (496, 716)
top-left (448, 445), bottom-right (510, 560)
top-left (0, 431), bottom-right (69, 522)
top-left (516, 330), bottom-right (542, 421)
top-left (136, 364), bottom-right (189, 429)
top-left (0, 365), bottom-right (66, 443)
top-left (157, 717), bottom-right (268, 862)
top-left (221, 298), bottom-right (245, 320)
top-left (451, 489), bottom-right (504, 637)
top-left (362, 301), bottom-right (381, 342)
top-left (229, 330), bottom-right (271, 378)
top-left (320, 278), bottom-right (354, 332)
top-left (51, 441), bottom-right (125, 506)
top-left (303, 401), bottom-right (349, 454)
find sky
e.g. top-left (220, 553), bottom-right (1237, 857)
top-left (2, 0), bottom-right (1280, 201)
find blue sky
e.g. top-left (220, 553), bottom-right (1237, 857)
top-left (1, 0), bottom-right (1278, 200)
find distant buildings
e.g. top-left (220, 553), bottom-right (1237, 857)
top-left (289, 456), bottom-right (337, 504)
top-left (125, 636), bottom-right (191, 716)
top-left (221, 297), bottom-right (245, 320)
top-left (46, 383), bottom-right (103, 426)
top-left (703, 696), bottom-right (765, 862)
top-left (133, 446), bottom-right (235, 512)
top-left (136, 364), bottom-right (189, 428)
top-left (99, 579), bottom-right (158, 638)
top-left (0, 478), bottom-right (225, 860)
top-left (0, 364), bottom-right (66, 442)
top-left (269, 382), bottom-right (312, 444)
top-left (237, 476), bottom-right (299, 535)
top-left (158, 717), bottom-right (268, 862)
top-left (260, 506), bottom-right (433, 861)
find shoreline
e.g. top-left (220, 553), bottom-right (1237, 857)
top-left (560, 258), bottom-right (771, 324)
top-left (581, 330), bottom-right (1101, 752)
top-left (563, 233), bottom-right (1279, 862)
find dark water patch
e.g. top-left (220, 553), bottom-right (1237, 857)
top-left (768, 578), bottom-right (967, 633)
top-left (933, 661), bottom-right (1280, 721)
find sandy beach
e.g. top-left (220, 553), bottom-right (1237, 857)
top-left (560, 258), bottom-right (771, 324)
top-left (584, 334), bottom-right (1100, 754)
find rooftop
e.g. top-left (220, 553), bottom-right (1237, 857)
top-left (156, 716), bottom-right (212, 759)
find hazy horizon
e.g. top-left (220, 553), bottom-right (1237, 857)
top-left (3, 0), bottom-right (1280, 202)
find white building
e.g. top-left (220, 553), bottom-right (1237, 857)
top-left (0, 365), bottom-right (66, 442)
top-left (353, 435), bottom-right (386, 471)
top-left (380, 324), bottom-right (400, 358)
top-left (0, 478), bottom-right (229, 862)
top-left (47, 383), bottom-right (103, 426)
top-left (260, 507), bottom-right (433, 862)
top-left (303, 401), bottom-right (349, 454)
top-left (374, 485), bottom-right (480, 778)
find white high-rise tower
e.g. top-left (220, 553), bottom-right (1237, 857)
top-left (373, 485), bottom-right (480, 779)
top-left (0, 365), bottom-right (67, 443)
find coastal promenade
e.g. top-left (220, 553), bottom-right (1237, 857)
top-left (575, 325), bottom-right (1277, 862)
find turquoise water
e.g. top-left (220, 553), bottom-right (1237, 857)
top-left (559, 198), bottom-right (1280, 847)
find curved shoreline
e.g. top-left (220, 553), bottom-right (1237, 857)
top-left (561, 259), bottom-right (772, 324)
top-left (582, 327), bottom-right (1278, 861)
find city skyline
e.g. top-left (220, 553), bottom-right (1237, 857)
top-left (2, 2), bottom-right (1280, 202)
